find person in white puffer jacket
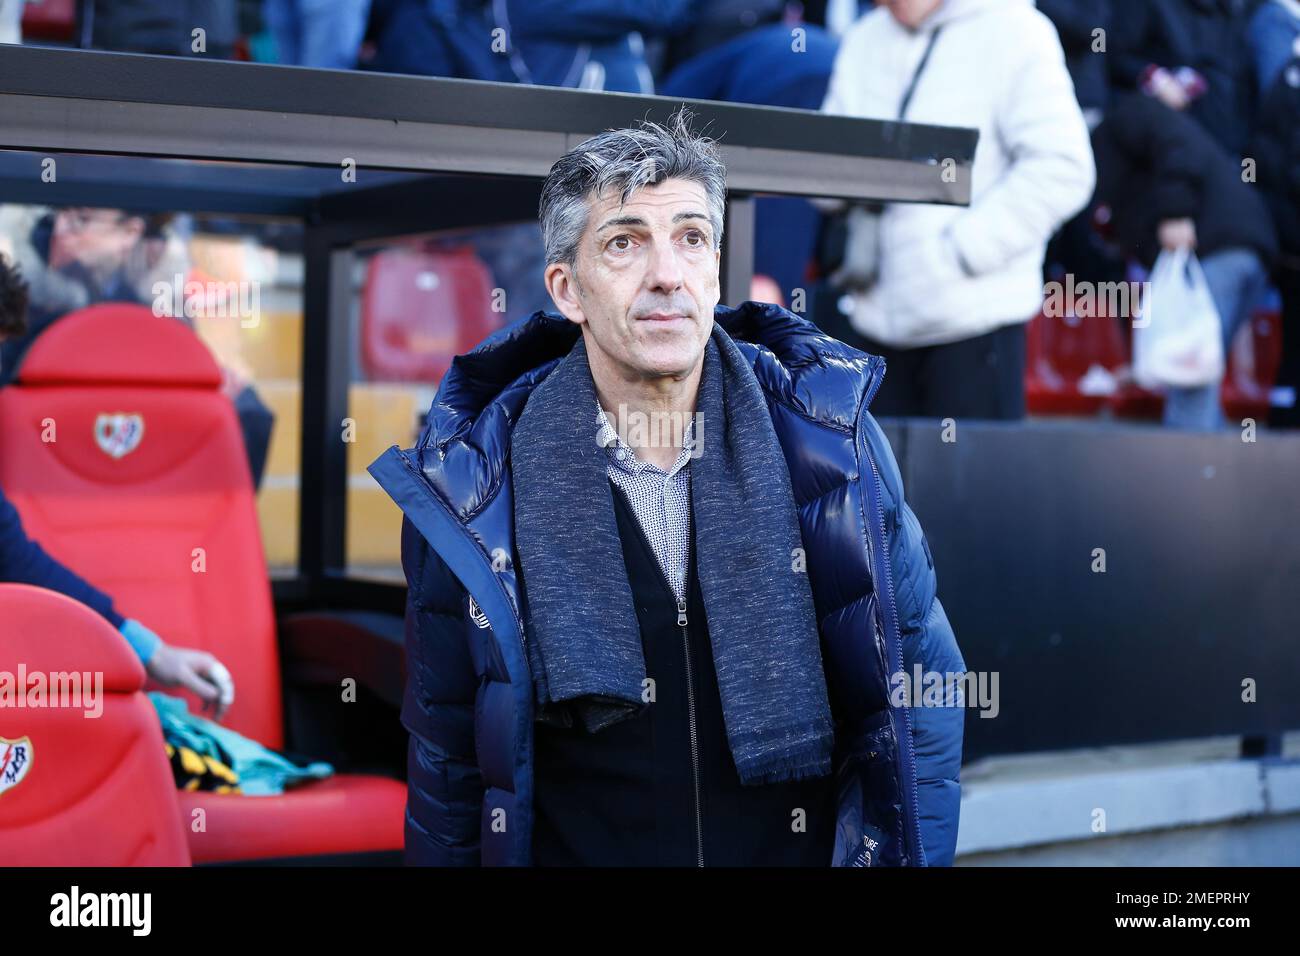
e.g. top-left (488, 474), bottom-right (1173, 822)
top-left (821, 0), bottom-right (1096, 419)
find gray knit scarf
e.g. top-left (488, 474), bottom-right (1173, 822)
top-left (510, 321), bottom-right (834, 785)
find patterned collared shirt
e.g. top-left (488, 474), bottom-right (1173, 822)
top-left (595, 400), bottom-right (695, 603)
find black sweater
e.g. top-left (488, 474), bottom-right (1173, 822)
top-left (530, 478), bottom-right (838, 866)
top-left (1092, 92), bottom-right (1277, 268)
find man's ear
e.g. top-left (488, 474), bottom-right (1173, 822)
top-left (544, 262), bottom-right (587, 326)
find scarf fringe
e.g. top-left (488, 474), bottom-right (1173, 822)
top-left (730, 718), bottom-right (836, 785)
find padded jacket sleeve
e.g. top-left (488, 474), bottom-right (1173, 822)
top-left (860, 413), bottom-right (967, 867)
top-left (945, 9), bottom-right (1096, 278)
top-left (399, 516), bottom-right (485, 866)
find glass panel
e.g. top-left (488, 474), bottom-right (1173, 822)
top-left (344, 221), bottom-right (547, 581)
top-left (0, 203), bottom-right (304, 577)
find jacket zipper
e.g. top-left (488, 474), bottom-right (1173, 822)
top-left (858, 367), bottom-right (927, 866)
top-left (677, 595), bottom-right (705, 868)
top-left (612, 481), bottom-right (705, 867)
top-left (392, 446), bottom-right (536, 867)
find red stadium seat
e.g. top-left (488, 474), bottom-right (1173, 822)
top-left (1024, 295), bottom-right (1127, 415)
top-left (20, 0), bottom-right (75, 42)
top-left (0, 304), bottom-right (404, 863)
top-left (361, 244), bottom-right (498, 383)
top-left (0, 583), bottom-right (190, 866)
top-left (1223, 307), bottom-right (1283, 422)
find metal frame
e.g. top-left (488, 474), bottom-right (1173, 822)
top-left (0, 45), bottom-right (979, 610)
top-left (0, 46), bottom-right (975, 203)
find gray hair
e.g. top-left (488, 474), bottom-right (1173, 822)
top-left (538, 108), bottom-right (728, 267)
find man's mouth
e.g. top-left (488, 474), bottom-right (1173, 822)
top-left (637, 312), bottom-right (690, 323)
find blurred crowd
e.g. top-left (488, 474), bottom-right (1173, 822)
top-left (1, 0), bottom-right (1298, 429)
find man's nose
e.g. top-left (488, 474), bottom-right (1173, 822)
top-left (644, 235), bottom-right (685, 293)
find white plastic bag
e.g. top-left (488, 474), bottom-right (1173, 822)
top-left (1132, 247), bottom-right (1225, 389)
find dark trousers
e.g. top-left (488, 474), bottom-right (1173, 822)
top-left (852, 322), bottom-right (1028, 420)
top-left (1273, 262), bottom-right (1300, 429)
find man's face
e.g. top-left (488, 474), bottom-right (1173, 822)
top-left (545, 177), bottom-right (720, 384)
top-left (877, 0), bottom-right (943, 30)
top-left (51, 208), bottom-right (144, 274)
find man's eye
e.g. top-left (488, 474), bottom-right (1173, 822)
top-left (684, 231), bottom-right (705, 246)
top-left (609, 235), bottom-right (632, 252)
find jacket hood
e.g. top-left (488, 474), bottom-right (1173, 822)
top-left (414, 300), bottom-right (883, 520)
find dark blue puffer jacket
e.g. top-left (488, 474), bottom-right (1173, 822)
top-left (368, 301), bottom-right (967, 866)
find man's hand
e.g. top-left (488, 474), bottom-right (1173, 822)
top-left (1157, 217), bottom-right (1197, 251)
top-left (146, 645), bottom-right (236, 722)
top-left (1148, 69), bottom-right (1190, 111)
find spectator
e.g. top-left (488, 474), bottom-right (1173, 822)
top-left (656, 0), bottom-right (787, 81)
top-left (0, 207), bottom-right (145, 378)
top-left (0, 255), bottom-right (236, 718)
top-left (659, 5), bottom-right (840, 305)
top-left (264, 0), bottom-right (372, 69)
top-left (1109, 0), bottom-right (1259, 157)
top-left (1038, 0), bottom-right (1118, 289)
top-left (1248, 0), bottom-right (1300, 94)
top-left (0, 0), bottom-right (21, 44)
top-left (1092, 93), bottom-right (1277, 430)
top-left (805, 0), bottom-right (872, 34)
top-left (659, 4), bottom-right (830, 108)
top-left (89, 0), bottom-right (241, 59)
top-left (364, 0), bottom-right (698, 92)
top-left (820, 0), bottom-right (1095, 420)
top-left (1038, 0), bottom-right (1113, 127)
top-left (1249, 52), bottom-right (1300, 427)
top-left (362, 0), bottom-right (513, 81)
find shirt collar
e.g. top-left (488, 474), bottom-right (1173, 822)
top-left (595, 399), bottom-right (695, 479)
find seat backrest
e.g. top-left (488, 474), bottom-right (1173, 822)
top-left (0, 583), bottom-right (190, 865)
top-left (361, 244), bottom-right (496, 383)
top-left (1227, 306), bottom-right (1283, 394)
top-left (1034, 298), bottom-right (1127, 382)
top-left (20, 0), bottom-right (75, 41)
top-left (0, 304), bottom-right (282, 747)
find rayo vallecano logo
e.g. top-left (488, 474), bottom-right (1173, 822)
top-left (94, 413), bottom-right (145, 459)
top-left (0, 735), bottom-right (33, 797)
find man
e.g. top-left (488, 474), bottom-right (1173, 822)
top-left (0, 255), bottom-right (235, 717)
top-left (0, 205), bottom-right (275, 487)
top-left (1251, 45), bottom-right (1300, 428)
top-left (365, 0), bottom-right (699, 93)
top-left (818, 0), bottom-right (1096, 419)
top-left (1092, 93), bottom-right (1276, 430)
top-left (1109, 0), bottom-right (1259, 157)
top-left (369, 112), bottom-right (966, 866)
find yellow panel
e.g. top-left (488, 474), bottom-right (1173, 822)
top-left (255, 483), bottom-right (300, 570)
top-left (347, 482), bottom-right (404, 569)
top-left (346, 384), bottom-right (423, 469)
top-left (241, 311), bottom-right (303, 381)
top-left (257, 382), bottom-right (302, 478)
